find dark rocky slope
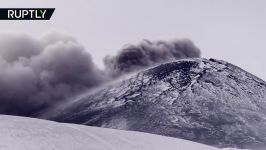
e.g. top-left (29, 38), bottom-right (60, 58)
top-left (41, 58), bottom-right (266, 149)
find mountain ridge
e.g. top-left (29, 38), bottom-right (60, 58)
top-left (40, 58), bottom-right (266, 149)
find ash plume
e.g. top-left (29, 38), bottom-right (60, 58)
top-left (0, 32), bottom-right (106, 116)
top-left (0, 32), bottom-right (201, 116)
top-left (104, 39), bottom-right (201, 77)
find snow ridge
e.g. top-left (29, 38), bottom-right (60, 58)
top-left (0, 115), bottom-right (221, 150)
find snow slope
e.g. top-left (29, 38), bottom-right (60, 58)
top-left (40, 58), bottom-right (266, 149)
top-left (0, 115), bottom-right (220, 150)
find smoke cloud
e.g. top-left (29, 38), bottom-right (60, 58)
top-left (0, 32), bottom-right (201, 116)
top-left (0, 32), bottom-right (106, 116)
top-left (104, 39), bottom-right (201, 77)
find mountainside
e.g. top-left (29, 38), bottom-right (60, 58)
top-left (41, 58), bottom-right (266, 149)
top-left (0, 115), bottom-right (221, 150)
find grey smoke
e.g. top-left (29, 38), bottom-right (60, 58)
top-left (0, 32), bottom-right (201, 116)
top-left (104, 39), bottom-right (201, 77)
top-left (0, 32), bottom-right (105, 116)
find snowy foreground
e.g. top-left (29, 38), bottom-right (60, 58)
top-left (0, 115), bottom-right (244, 150)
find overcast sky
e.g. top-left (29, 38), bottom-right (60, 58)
top-left (1, 0), bottom-right (266, 80)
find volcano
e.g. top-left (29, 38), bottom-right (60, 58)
top-left (41, 58), bottom-right (266, 149)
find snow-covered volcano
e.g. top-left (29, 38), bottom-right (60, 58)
top-left (0, 115), bottom-right (221, 150)
top-left (40, 58), bottom-right (266, 149)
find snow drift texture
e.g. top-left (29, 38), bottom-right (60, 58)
top-left (42, 58), bottom-right (266, 149)
top-left (0, 115), bottom-right (220, 150)
top-left (0, 32), bottom-right (200, 116)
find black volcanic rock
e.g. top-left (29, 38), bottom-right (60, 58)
top-left (41, 58), bottom-right (266, 149)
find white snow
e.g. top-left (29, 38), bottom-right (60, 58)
top-left (0, 115), bottom-right (224, 150)
top-left (222, 149), bottom-right (251, 150)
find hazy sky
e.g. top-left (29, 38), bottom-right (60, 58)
top-left (1, 0), bottom-right (266, 80)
